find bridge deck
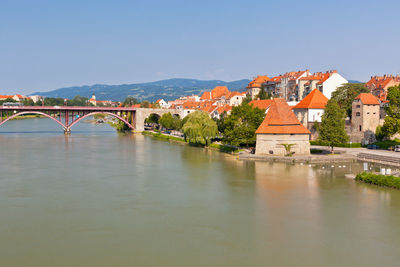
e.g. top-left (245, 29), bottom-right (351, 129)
top-left (0, 106), bottom-right (136, 111)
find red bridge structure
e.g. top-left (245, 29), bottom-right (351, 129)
top-left (0, 106), bottom-right (180, 133)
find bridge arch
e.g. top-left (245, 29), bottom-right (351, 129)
top-left (0, 111), bottom-right (66, 129)
top-left (68, 111), bottom-right (134, 130)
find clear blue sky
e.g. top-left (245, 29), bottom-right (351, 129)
top-left (1, 0), bottom-right (399, 94)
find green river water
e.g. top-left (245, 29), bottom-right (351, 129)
top-left (0, 118), bottom-right (400, 266)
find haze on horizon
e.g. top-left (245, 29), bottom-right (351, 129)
top-left (1, 0), bottom-right (399, 95)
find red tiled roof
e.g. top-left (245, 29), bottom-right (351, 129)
top-left (249, 99), bottom-right (272, 110)
top-left (0, 95), bottom-right (14, 99)
top-left (355, 93), bottom-right (380, 105)
top-left (270, 76), bottom-right (282, 82)
top-left (282, 70), bottom-right (308, 80)
top-left (212, 86), bottom-right (230, 98)
top-left (365, 75), bottom-right (400, 90)
top-left (299, 75), bottom-right (322, 81)
top-left (200, 86), bottom-right (230, 100)
top-left (293, 89), bottom-right (328, 109)
top-left (247, 75), bottom-right (271, 88)
top-left (216, 105), bottom-right (232, 114)
top-left (200, 91), bottom-right (211, 100)
top-left (256, 99), bottom-right (310, 134)
top-left (182, 101), bottom-right (199, 109)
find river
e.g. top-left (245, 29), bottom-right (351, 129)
top-left (1, 118), bottom-right (400, 266)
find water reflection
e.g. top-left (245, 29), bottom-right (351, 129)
top-left (1, 119), bottom-right (400, 266)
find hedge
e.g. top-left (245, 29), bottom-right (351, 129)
top-left (310, 140), bottom-right (362, 148)
top-left (355, 172), bottom-right (400, 189)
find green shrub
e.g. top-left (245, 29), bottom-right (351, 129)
top-left (371, 139), bottom-right (400, 149)
top-left (209, 143), bottom-right (239, 153)
top-left (310, 140), bottom-right (361, 148)
top-left (355, 172), bottom-right (400, 189)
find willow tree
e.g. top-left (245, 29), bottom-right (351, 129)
top-left (182, 111), bottom-right (218, 146)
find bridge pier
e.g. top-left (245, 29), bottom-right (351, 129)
top-left (64, 127), bottom-right (71, 135)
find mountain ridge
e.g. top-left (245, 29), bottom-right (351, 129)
top-left (31, 78), bottom-right (251, 102)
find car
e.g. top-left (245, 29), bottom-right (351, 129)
top-left (395, 145), bottom-right (400, 152)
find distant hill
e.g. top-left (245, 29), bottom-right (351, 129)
top-left (348, 80), bottom-right (364, 84)
top-left (31, 78), bottom-right (251, 102)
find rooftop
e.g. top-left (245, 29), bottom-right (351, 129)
top-left (355, 93), bottom-right (380, 105)
top-left (293, 89), bottom-right (328, 109)
top-left (256, 99), bottom-right (310, 134)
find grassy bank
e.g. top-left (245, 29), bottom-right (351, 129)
top-left (9, 115), bottom-right (44, 120)
top-left (142, 131), bottom-right (185, 142)
top-left (142, 131), bottom-right (239, 154)
top-left (355, 172), bottom-right (400, 189)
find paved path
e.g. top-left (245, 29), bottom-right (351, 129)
top-left (311, 145), bottom-right (400, 158)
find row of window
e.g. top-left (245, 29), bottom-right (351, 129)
top-left (355, 112), bottom-right (377, 116)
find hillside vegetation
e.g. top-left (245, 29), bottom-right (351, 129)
top-left (31, 78), bottom-right (250, 102)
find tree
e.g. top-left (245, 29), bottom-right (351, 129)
top-left (145, 114), bottom-right (160, 124)
top-left (242, 95), bottom-right (252, 105)
top-left (111, 120), bottom-right (130, 132)
top-left (222, 103), bottom-right (265, 147)
top-left (123, 97), bottom-right (139, 107)
top-left (44, 97), bottom-right (64, 106)
top-left (331, 83), bottom-right (369, 118)
top-left (22, 98), bottom-right (35, 106)
top-left (214, 111), bottom-right (228, 133)
top-left (68, 95), bottom-right (89, 106)
top-left (159, 112), bottom-right (181, 130)
top-left (256, 87), bottom-right (271, 100)
top-left (381, 85), bottom-right (400, 137)
top-left (318, 99), bottom-right (349, 152)
top-left (140, 101), bottom-right (150, 108)
top-left (0, 98), bottom-right (16, 105)
top-left (181, 111), bottom-right (218, 146)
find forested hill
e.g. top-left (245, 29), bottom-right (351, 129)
top-left (31, 78), bottom-right (251, 102)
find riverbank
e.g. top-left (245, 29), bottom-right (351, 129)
top-left (239, 151), bottom-right (357, 164)
top-left (9, 114), bottom-right (44, 120)
top-left (141, 131), bottom-right (239, 154)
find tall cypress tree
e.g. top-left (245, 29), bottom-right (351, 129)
top-left (318, 99), bottom-right (349, 152)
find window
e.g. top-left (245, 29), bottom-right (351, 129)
top-left (367, 112), bottom-right (370, 114)
top-left (359, 125), bottom-right (362, 131)
top-left (356, 112), bottom-right (361, 116)
top-left (356, 105), bottom-right (361, 108)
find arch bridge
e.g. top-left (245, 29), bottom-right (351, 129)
top-left (0, 106), bottom-right (180, 134)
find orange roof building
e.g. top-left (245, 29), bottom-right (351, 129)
top-left (246, 75), bottom-right (271, 100)
top-left (297, 70), bottom-right (347, 100)
top-left (255, 99), bottom-right (310, 156)
top-left (351, 93), bottom-right (381, 143)
top-left (249, 99), bottom-right (273, 111)
top-left (292, 89), bottom-right (328, 139)
top-left (293, 89), bottom-right (328, 109)
top-left (354, 93), bottom-right (380, 105)
top-left (247, 75), bottom-right (271, 89)
top-left (200, 86), bottom-right (231, 100)
top-left (365, 75), bottom-right (400, 101)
